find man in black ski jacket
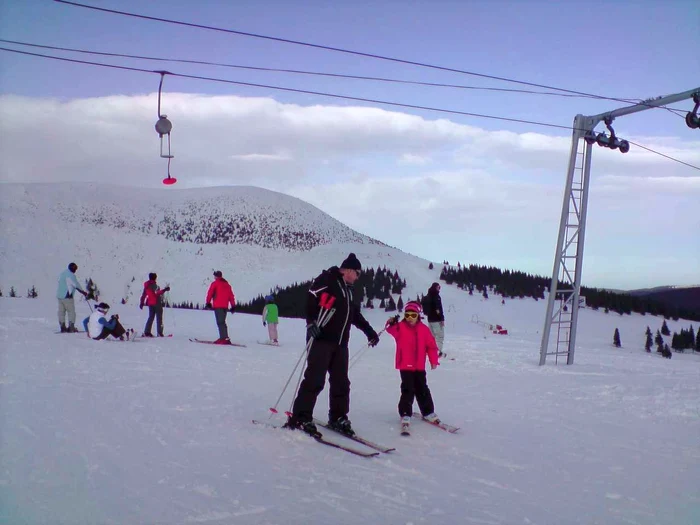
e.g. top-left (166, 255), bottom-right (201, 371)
top-left (426, 282), bottom-right (446, 357)
top-left (284, 253), bottom-right (379, 438)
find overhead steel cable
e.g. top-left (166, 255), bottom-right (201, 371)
top-left (0, 38), bottom-right (634, 101)
top-left (2, 46), bottom-right (698, 172)
top-left (52, 0), bottom-right (692, 114)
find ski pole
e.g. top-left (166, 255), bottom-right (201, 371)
top-left (268, 294), bottom-right (336, 416)
top-left (287, 306), bottom-right (335, 413)
top-left (268, 307), bottom-right (334, 417)
top-left (349, 326), bottom-right (387, 370)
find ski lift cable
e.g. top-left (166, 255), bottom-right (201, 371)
top-left (0, 38), bottom-right (674, 106)
top-left (52, 0), bottom-right (693, 114)
top-left (1, 46), bottom-right (698, 172)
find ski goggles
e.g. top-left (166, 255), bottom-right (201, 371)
top-left (404, 312), bottom-right (419, 319)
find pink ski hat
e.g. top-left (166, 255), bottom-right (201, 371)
top-left (404, 301), bottom-right (422, 313)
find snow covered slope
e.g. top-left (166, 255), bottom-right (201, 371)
top-left (1, 291), bottom-right (698, 525)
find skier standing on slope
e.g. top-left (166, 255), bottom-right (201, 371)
top-left (262, 295), bottom-right (279, 344)
top-left (385, 300), bottom-right (441, 433)
top-left (139, 272), bottom-right (170, 337)
top-left (205, 271), bottom-right (236, 345)
top-left (424, 282), bottom-right (447, 357)
top-left (83, 302), bottom-right (129, 340)
top-left (56, 262), bottom-right (88, 332)
top-left (284, 253), bottom-right (380, 438)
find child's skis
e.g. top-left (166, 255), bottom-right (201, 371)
top-left (421, 417), bottom-right (460, 433)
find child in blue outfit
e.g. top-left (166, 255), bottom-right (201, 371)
top-left (83, 303), bottom-right (129, 340)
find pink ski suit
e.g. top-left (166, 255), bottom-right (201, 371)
top-left (386, 319), bottom-right (440, 371)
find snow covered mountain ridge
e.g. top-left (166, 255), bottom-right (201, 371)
top-left (2, 182), bottom-right (384, 251)
top-left (0, 182), bottom-right (426, 305)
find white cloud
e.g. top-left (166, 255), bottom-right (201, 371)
top-left (399, 153), bottom-right (431, 165)
top-left (0, 92), bottom-right (697, 288)
top-left (229, 153), bottom-right (292, 161)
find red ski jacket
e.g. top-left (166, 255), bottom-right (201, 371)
top-left (386, 320), bottom-right (440, 371)
top-left (140, 279), bottom-right (166, 307)
top-left (206, 277), bottom-right (236, 309)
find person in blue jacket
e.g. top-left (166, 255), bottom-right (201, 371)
top-left (83, 303), bottom-right (128, 340)
top-left (56, 262), bottom-right (88, 332)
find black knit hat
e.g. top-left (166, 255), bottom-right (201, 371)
top-left (149, 273), bottom-right (157, 280)
top-left (213, 270), bottom-right (223, 277)
top-left (340, 253), bottom-right (362, 271)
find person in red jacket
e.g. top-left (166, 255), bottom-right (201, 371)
top-left (139, 273), bottom-right (170, 337)
top-left (205, 270), bottom-right (236, 344)
top-left (385, 300), bottom-right (441, 432)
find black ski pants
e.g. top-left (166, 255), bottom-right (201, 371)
top-left (398, 370), bottom-right (434, 417)
top-left (144, 305), bottom-right (164, 336)
top-left (95, 319), bottom-right (127, 340)
top-left (292, 339), bottom-right (350, 423)
top-left (214, 308), bottom-right (229, 339)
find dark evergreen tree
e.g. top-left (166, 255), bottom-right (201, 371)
top-left (397, 296), bottom-right (404, 312)
top-left (644, 327), bottom-right (653, 353)
top-left (661, 320), bottom-right (670, 336)
top-left (365, 298), bottom-right (374, 309)
top-left (689, 326), bottom-right (695, 351)
top-left (482, 288), bottom-right (489, 299)
top-left (429, 262), bottom-right (434, 270)
top-left (385, 295), bottom-right (397, 312)
top-left (27, 285), bottom-right (38, 298)
top-left (696, 329), bottom-right (700, 351)
top-left (9, 286), bottom-right (16, 298)
top-left (654, 330), bottom-right (663, 351)
top-left (613, 328), bottom-right (621, 348)
top-left (379, 298), bottom-right (386, 309)
top-left (85, 278), bottom-right (100, 301)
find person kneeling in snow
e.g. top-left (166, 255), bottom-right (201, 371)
top-left (83, 303), bottom-right (129, 340)
top-left (385, 301), bottom-right (441, 428)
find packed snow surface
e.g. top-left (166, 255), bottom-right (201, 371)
top-left (1, 285), bottom-right (698, 524)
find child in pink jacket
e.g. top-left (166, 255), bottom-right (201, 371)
top-left (385, 301), bottom-right (441, 427)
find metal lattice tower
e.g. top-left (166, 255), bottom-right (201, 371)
top-left (539, 87), bottom-right (700, 366)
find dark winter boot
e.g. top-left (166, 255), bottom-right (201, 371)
top-left (142, 332), bottom-right (154, 338)
top-left (67, 323), bottom-right (78, 333)
top-left (59, 323), bottom-right (67, 333)
top-left (283, 416), bottom-right (321, 438)
top-left (327, 416), bottom-right (355, 437)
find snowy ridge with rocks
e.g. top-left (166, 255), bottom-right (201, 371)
top-left (0, 182), bottom-right (401, 304)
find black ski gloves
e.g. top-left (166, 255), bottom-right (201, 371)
top-left (367, 328), bottom-right (380, 347)
top-left (307, 322), bottom-right (321, 340)
top-left (386, 315), bottom-right (400, 327)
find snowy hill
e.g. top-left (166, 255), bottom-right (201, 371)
top-left (0, 182), bottom-right (433, 305)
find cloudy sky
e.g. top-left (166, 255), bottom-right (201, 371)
top-left (1, 0), bottom-right (698, 289)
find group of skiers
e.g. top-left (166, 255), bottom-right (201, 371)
top-left (56, 253), bottom-right (448, 436)
top-left (56, 263), bottom-right (280, 345)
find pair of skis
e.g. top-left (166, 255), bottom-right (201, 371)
top-left (252, 419), bottom-right (394, 458)
top-left (189, 338), bottom-right (246, 347)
